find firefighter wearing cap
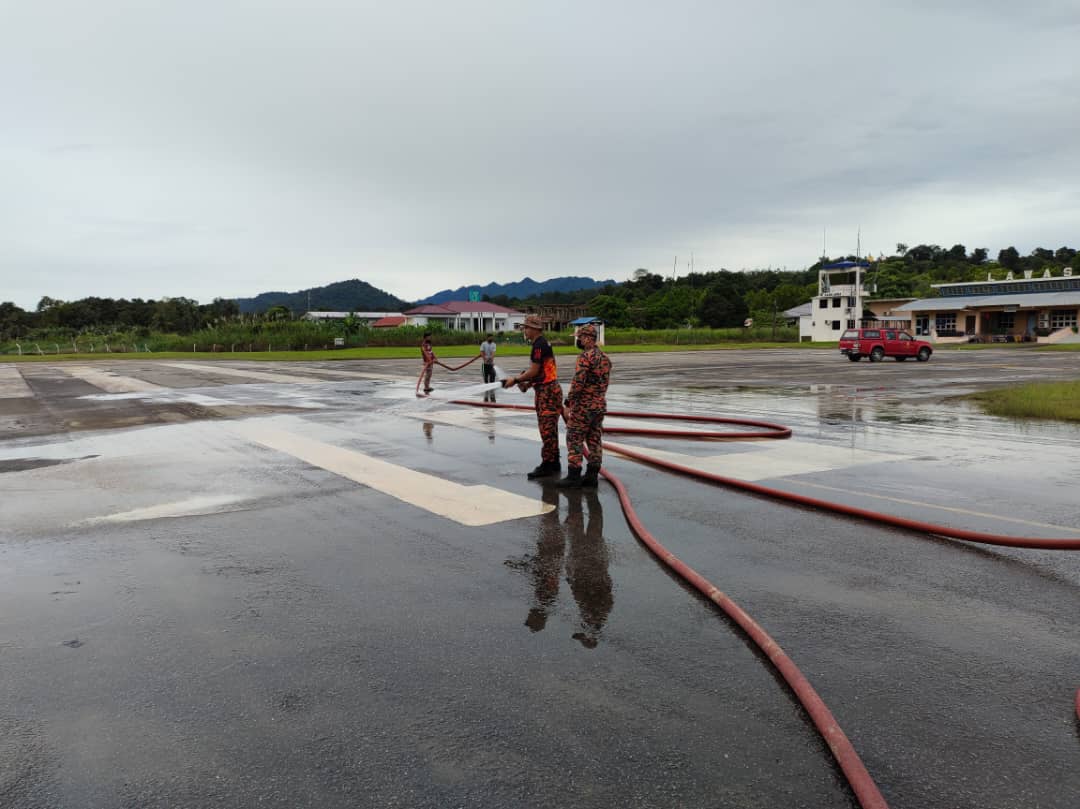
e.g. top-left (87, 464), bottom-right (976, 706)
top-left (503, 315), bottom-right (563, 479)
top-left (556, 323), bottom-right (611, 489)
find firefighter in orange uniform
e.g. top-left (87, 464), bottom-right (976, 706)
top-left (503, 315), bottom-right (563, 479)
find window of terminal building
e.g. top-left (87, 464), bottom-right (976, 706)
top-left (832, 320), bottom-right (842, 330)
top-left (997, 312), bottom-right (1015, 330)
top-left (935, 314), bottom-right (957, 332)
top-left (832, 297), bottom-right (841, 307)
top-left (819, 299), bottom-right (828, 309)
top-left (847, 319), bottom-right (856, 329)
top-left (1050, 309), bottom-right (1078, 329)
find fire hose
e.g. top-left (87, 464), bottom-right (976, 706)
top-left (415, 354), bottom-right (482, 396)
top-left (448, 398), bottom-right (1080, 809)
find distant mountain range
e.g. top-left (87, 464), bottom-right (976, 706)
top-left (234, 275), bottom-right (619, 313)
top-left (417, 276), bottom-right (618, 305)
top-left (235, 279), bottom-right (410, 314)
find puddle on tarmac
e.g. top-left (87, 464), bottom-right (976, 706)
top-left (616, 383), bottom-right (1080, 469)
top-left (0, 455), bottom-right (98, 473)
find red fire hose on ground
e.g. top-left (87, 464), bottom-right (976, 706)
top-left (601, 438), bottom-right (1080, 550)
top-left (449, 398), bottom-right (1080, 809)
top-left (455, 401), bottom-right (1080, 551)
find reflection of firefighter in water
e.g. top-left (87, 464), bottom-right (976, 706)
top-left (506, 487), bottom-right (613, 648)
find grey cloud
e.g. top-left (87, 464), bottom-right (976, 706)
top-left (2, 1), bottom-right (1079, 307)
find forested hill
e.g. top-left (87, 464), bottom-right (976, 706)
top-left (418, 276), bottom-right (617, 305)
top-left (3, 244), bottom-right (1076, 340)
top-left (236, 279), bottom-right (409, 314)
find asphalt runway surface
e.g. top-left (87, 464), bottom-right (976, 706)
top-left (2, 348), bottom-right (1079, 808)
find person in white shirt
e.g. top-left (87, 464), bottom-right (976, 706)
top-left (480, 333), bottom-right (498, 402)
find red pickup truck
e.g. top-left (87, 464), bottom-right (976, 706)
top-left (838, 328), bottom-right (933, 362)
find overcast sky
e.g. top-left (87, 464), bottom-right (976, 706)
top-left (3, 1), bottom-right (1079, 309)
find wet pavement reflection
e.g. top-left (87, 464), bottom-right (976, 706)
top-left (506, 486), bottom-right (613, 649)
top-left (4, 351), bottom-right (1080, 808)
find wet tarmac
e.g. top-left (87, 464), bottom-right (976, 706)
top-left (1, 349), bottom-right (1079, 808)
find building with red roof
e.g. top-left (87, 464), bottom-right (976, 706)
top-left (370, 316), bottom-right (409, 328)
top-left (403, 301), bottom-right (525, 333)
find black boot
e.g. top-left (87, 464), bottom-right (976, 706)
top-left (527, 460), bottom-right (561, 480)
top-left (554, 466), bottom-right (583, 488)
top-left (581, 464), bottom-right (601, 488)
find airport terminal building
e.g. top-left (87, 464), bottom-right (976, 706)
top-left (893, 269), bottom-right (1080, 343)
top-left (799, 263), bottom-right (1080, 344)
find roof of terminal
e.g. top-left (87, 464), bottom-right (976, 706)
top-left (895, 291), bottom-right (1080, 312)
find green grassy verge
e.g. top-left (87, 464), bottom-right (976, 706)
top-left (966, 381), bottom-right (1080, 422)
top-left (1032, 343), bottom-right (1080, 351)
top-left (948, 339), bottom-right (1080, 351)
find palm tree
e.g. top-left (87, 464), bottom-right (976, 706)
top-left (342, 312), bottom-right (360, 336)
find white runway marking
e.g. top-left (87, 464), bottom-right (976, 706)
top-left (161, 362), bottom-right (328, 385)
top-left (0, 365), bottom-right (33, 398)
top-left (79, 495), bottom-right (251, 525)
top-left (233, 424), bottom-right (554, 526)
top-left (79, 390), bottom-right (235, 405)
top-left (605, 440), bottom-right (910, 481)
top-left (62, 365), bottom-right (167, 393)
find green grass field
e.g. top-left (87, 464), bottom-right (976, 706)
top-left (966, 381), bottom-right (1080, 422)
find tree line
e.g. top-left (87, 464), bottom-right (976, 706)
top-left (0, 296), bottom-right (240, 342)
top-left (487, 243), bottom-right (1078, 329)
top-left (3, 242), bottom-right (1076, 342)
top-left (871, 243), bottom-right (1077, 299)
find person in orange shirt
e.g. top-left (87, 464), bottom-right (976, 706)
top-left (503, 315), bottom-right (563, 479)
top-left (420, 332), bottom-right (436, 393)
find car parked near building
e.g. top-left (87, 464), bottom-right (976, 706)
top-left (838, 328), bottom-right (933, 362)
